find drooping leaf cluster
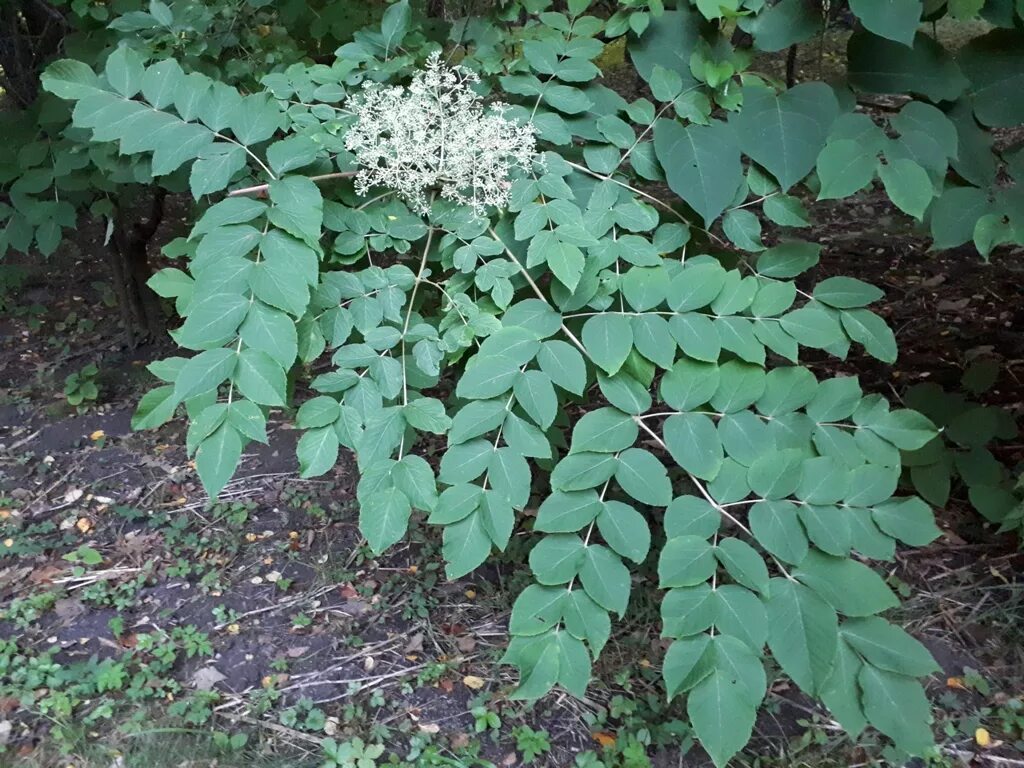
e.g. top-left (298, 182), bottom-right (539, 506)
top-left (19, 0), bottom-right (1024, 764)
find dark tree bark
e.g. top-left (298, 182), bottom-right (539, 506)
top-left (786, 44), bottom-right (798, 87)
top-left (0, 0), bottom-right (66, 107)
top-left (107, 187), bottom-right (168, 345)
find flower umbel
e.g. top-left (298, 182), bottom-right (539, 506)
top-left (344, 52), bottom-right (538, 215)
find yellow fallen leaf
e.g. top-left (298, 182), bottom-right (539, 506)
top-left (990, 566), bottom-right (1009, 584)
top-left (226, 623), bottom-right (240, 635)
top-left (592, 732), bottom-right (616, 748)
top-left (75, 517), bottom-right (93, 533)
top-left (976, 728), bottom-right (991, 747)
top-left (464, 589), bottom-right (476, 599)
top-left (462, 675), bottom-right (485, 690)
top-left (89, 430), bottom-right (105, 441)
top-left (947, 677), bottom-right (967, 690)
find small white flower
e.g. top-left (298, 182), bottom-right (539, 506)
top-left (344, 51), bottom-right (539, 215)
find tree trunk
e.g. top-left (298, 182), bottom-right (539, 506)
top-left (0, 0), bottom-right (67, 107)
top-left (786, 44), bottom-right (798, 87)
top-left (109, 187), bottom-right (167, 345)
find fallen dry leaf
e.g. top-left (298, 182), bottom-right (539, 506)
top-left (462, 675), bottom-right (485, 690)
top-left (29, 565), bottom-right (64, 584)
top-left (404, 632), bottom-right (424, 654)
top-left (192, 666), bottom-right (226, 691)
top-left (593, 732), bottom-right (616, 748)
top-left (339, 583), bottom-right (358, 599)
top-left (54, 598), bottom-right (86, 623)
top-left (456, 635), bottom-right (476, 653)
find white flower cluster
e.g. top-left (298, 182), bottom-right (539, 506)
top-left (344, 52), bottom-right (539, 215)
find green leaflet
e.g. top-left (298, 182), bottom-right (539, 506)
top-left (730, 83), bottom-right (839, 191)
top-left (749, 501), bottom-right (808, 564)
top-left (615, 448), bottom-right (672, 507)
top-left (582, 314), bottom-right (633, 376)
top-left (530, 534), bottom-right (586, 585)
top-left (664, 413), bottom-right (723, 481)
top-left (597, 500), bottom-right (651, 564)
top-left (173, 348), bottom-right (237, 401)
top-left (820, 639), bottom-right (867, 736)
top-left (176, 292), bottom-right (249, 350)
top-left (659, 535), bottom-right (716, 588)
top-left (840, 617), bottom-right (939, 677)
top-left (235, 349), bottom-right (287, 406)
top-left (240, 301), bottom-right (298, 368)
top-left (195, 423), bottom-right (242, 499)
top-left (795, 550), bottom-right (900, 617)
top-left (740, 0), bottom-right (821, 52)
top-left (684, 635), bottom-right (766, 768)
top-left (847, 31), bottom-right (968, 103)
top-left (443, 509), bottom-right (491, 579)
top-left (570, 407), bottom-right (638, 453)
top-left (817, 139), bottom-right (878, 200)
top-left (361, 485), bottom-right (412, 555)
top-left (859, 665), bottom-right (935, 755)
top-left (579, 544), bottom-right (631, 616)
top-left (715, 538), bottom-right (770, 596)
top-left (766, 578), bottom-right (838, 696)
top-left (653, 118), bottom-right (743, 226)
top-left (849, 0), bottom-right (922, 46)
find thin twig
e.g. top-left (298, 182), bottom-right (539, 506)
top-left (226, 171), bottom-right (358, 198)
